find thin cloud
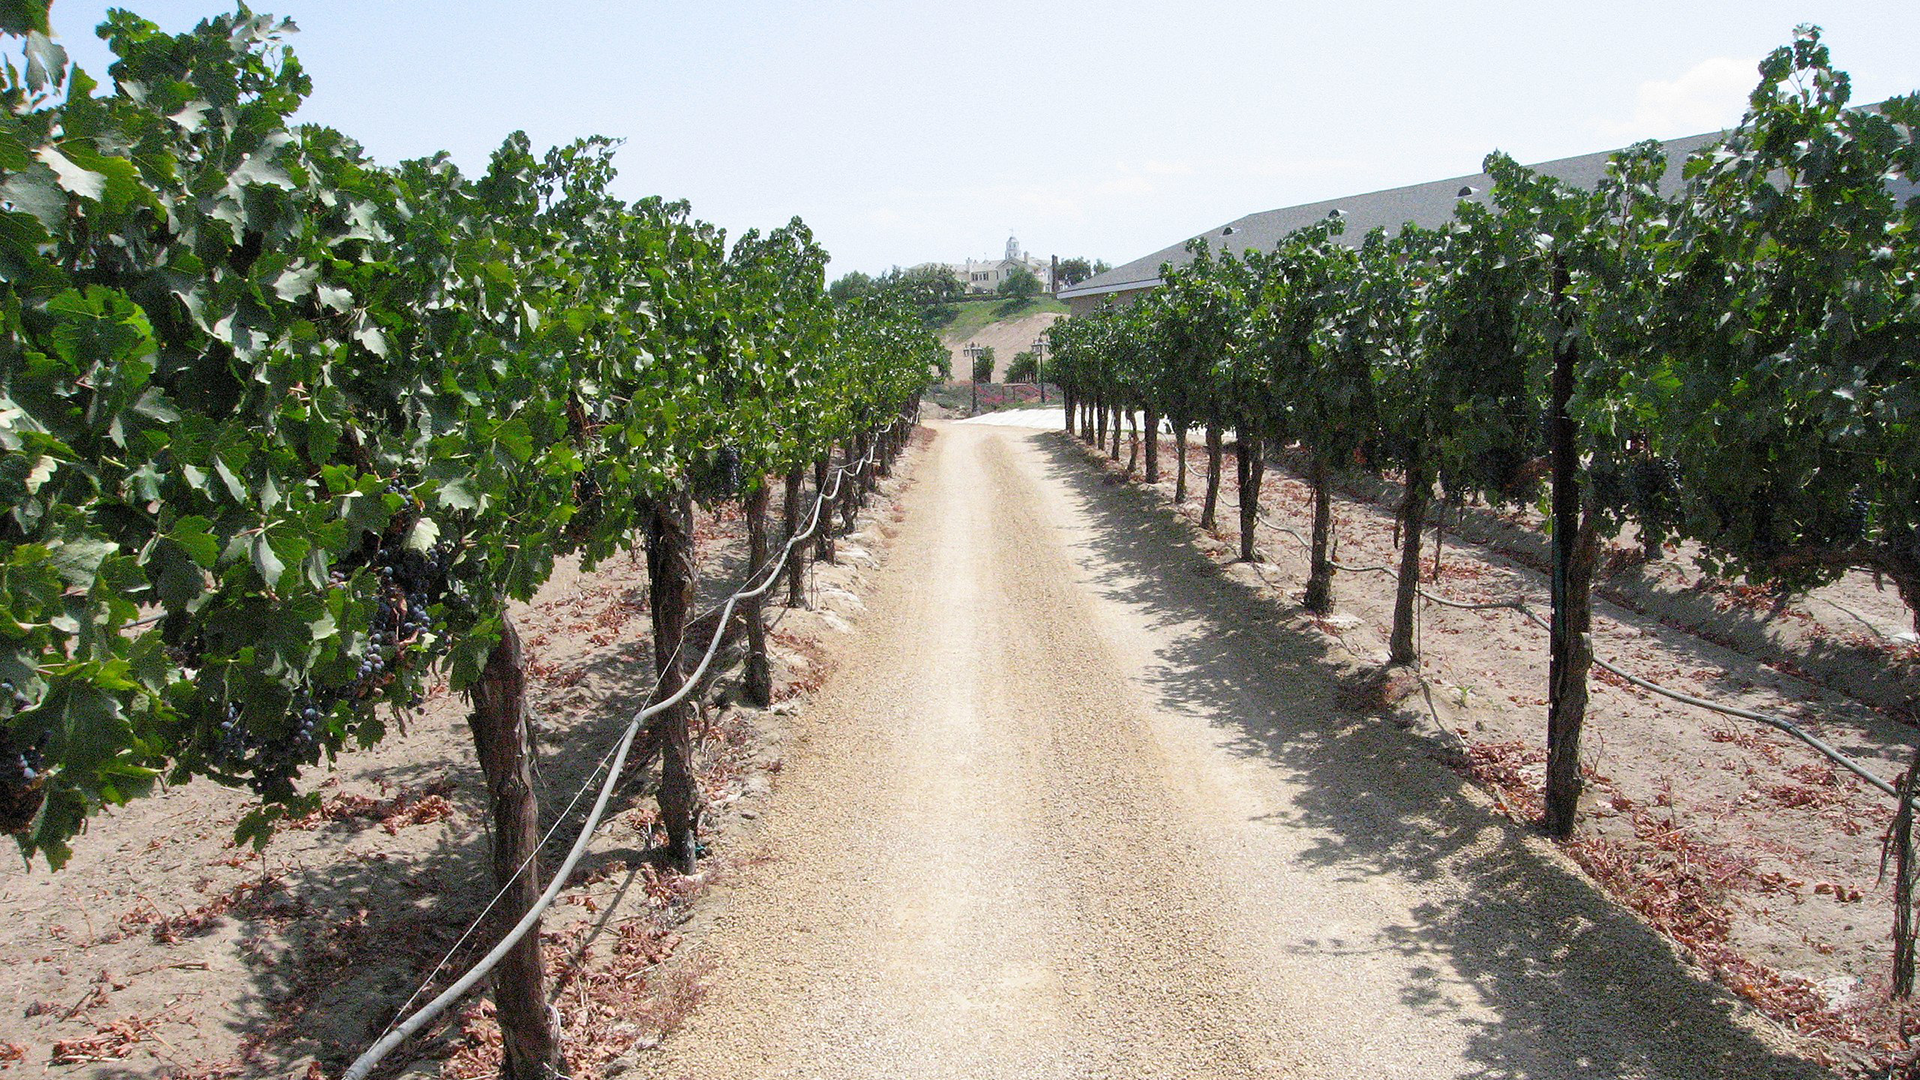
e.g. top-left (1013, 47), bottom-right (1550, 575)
top-left (1598, 56), bottom-right (1756, 140)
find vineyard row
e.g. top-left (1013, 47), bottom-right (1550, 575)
top-left (1044, 27), bottom-right (1917, 846)
top-left (0, 6), bottom-right (941, 1074)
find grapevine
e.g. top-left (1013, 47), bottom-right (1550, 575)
top-left (1046, 27), bottom-right (1917, 839)
top-left (0, 1), bottom-right (939, 870)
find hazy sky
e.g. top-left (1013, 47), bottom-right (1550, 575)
top-left (43, 1), bottom-right (1920, 279)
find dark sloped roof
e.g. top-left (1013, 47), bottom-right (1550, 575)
top-left (1061, 130), bottom-right (1730, 301)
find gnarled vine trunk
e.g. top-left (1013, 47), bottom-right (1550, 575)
top-left (1236, 435), bottom-right (1264, 562)
top-left (813, 455), bottom-right (834, 564)
top-left (1144, 408), bottom-right (1160, 483)
top-left (647, 487), bottom-right (700, 873)
top-left (1888, 554), bottom-right (1920, 636)
top-left (1201, 420), bottom-right (1223, 529)
top-left (784, 465), bottom-right (806, 607)
top-left (839, 442), bottom-right (858, 534)
top-left (1304, 456), bottom-right (1334, 614)
top-left (468, 615), bottom-right (562, 1080)
top-left (1546, 503), bottom-right (1600, 838)
top-left (1389, 458), bottom-right (1432, 665)
top-left (743, 481), bottom-right (773, 707)
top-left (1175, 424), bottom-right (1189, 503)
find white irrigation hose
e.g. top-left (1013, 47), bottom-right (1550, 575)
top-left (345, 440), bottom-right (883, 1080)
top-left (382, 749), bottom-right (617, 1035)
top-left (1227, 488), bottom-right (1903, 799)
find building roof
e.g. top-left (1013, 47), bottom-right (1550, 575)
top-left (1059, 119), bottom-right (1914, 302)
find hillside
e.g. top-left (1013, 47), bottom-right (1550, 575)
top-left (938, 298), bottom-right (1067, 381)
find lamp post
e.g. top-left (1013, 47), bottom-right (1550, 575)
top-left (966, 341), bottom-right (980, 414)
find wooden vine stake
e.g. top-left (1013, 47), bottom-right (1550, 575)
top-left (1885, 744), bottom-right (1920, 998)
top-left (784, 466), bottom-right (807, 607)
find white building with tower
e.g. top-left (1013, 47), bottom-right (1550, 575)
top-left (951, 235), bottom-right (1051, 295)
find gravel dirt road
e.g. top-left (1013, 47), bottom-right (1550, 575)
top-left (632, 422), bottom-right (1826, 1079)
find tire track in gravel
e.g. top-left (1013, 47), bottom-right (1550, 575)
top-left (628, 422), bottom-right (1829, 1080)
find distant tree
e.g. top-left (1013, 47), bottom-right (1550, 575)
top-left (998, 267), bottom-right (1041, 301)
top-left (1056, 257), bottom-right (1110, 287)
top-left (891, 264), bottom-right (966, 306)
top-left (829, 265), bottom-right (963, 312)
top-left (1005, 351), bottom-right (1039, 383)
top-left (972, 347), bottom-right (997, 383)
top-left (918, 302), bottom-right (958, 330)
top-left (827, 269), bottom-right (875, 304)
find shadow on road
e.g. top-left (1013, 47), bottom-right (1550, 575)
top-left (1029, 430), bottom-right (1827, 1080)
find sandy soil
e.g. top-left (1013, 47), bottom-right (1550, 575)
top-left (939, 310), bottom-right (1064, 381)
top-left (624, 422), bottom-right (1818, 1079)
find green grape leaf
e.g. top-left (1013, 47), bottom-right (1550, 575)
top-left (250, 533), bottom-right (285, 588)
top-left (35, 145), bottom-right (102, 201)
top-left (48, 536), bottom-right (116, 588)
top-left (1, 164), bottom-right (68, 229)
top-left (404, 517), bottom-right (440, 553)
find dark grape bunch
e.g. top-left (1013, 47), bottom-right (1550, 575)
top-left (1627, 456), bottom-right (1681, 515)
top-left (209, 512), bottom-right (458, 799)
top-left (569, 468), bottom-right (605, 541)
top-left (1, 685), bottom-right (48, 833)
top-left (345, 530), bottom-right (456, 703)
top-left (691, 444), bottom-right (744, 502)
top-left (1588, 459), bottom-right (1630, 513)
top-left (210, 687), bottom-right (332, 800)
top-left (1829, 486), bottom-right (1872, 546)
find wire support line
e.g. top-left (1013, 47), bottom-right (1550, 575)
top-left (392, 463), bottom-right (839, 1036)
top-left (173, 444), bottom-right (884, 1043)
top-left (345, 437), bottom-right (887, 1080)
top-left (1222, 488), bottom-right (1900, 800)
top-left (380, 746), bottom-right (619, 1037)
